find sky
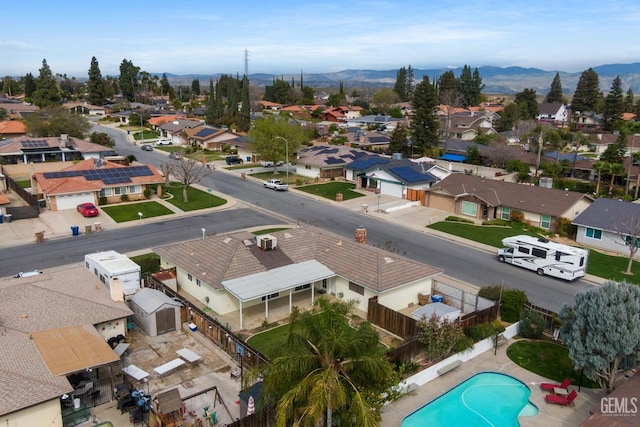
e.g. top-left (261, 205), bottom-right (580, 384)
top-left (2, 0), bottom-right (640, 78)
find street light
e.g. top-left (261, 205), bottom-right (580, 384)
top-left (131, 111), bottom-right (143, 145)
top-left (274, 136), bottom-right (289, 183)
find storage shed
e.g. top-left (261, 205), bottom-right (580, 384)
top-left (129, 288), bottom-right (182, 337)
top-left (411, 302), bottom-right (461, 323)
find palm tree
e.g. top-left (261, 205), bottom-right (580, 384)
top-left (608, 162), bottom-right (625, 195)
top-left (593, 161), bottom-right (610, 195)
top-left (260, 298), bottom-right (396, 427)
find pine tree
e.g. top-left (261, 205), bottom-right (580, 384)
top-left (23, 73), bottom-right (36, 98)
top-left (32, 59), bottom-right (60, 107)
top-left (205, 79), bottom-right (217, 125)
top-left (514, 88), bottom-right (538, 120)
top-left (86, 57), bottom-right (106, 106)
top-left (437, 70), bottom-right (458, 104)
top-left (191, 78), bottom-right (200, 96)
top-left (457, 65), bottom-right (484, 107)
top-left (160, 73), bottom-right (173, 98)
top-left (571, 68), bottom-right (600, 112)
top-left (411, 76), bottom-right (440, 151)
top-left (603, 76), bottom-right (625, 131)
top-left (406, 65), bottom-right (414, 99)
top-left (544, 72), bottom-right (564, 103)
top-left (239, 76), bottom-right (251, 132)
top-left (625, 88), bottom-right (634, 112)
top-left (394, 66), bottom-right (408, 101)
top-left (118, 59), bottom-right (140, 102)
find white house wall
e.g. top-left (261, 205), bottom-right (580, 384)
top-left (575, 227), bottom-right (636, 258)
top-left (378, 278), bottom-right (434, 311)
top-left (95, 318), bottom-right (127, 341)
top-left (560, 198), bottom-right (591, 221)
top-left (296, 165), bottom-right (322, 179)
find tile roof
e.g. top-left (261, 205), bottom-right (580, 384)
top-left (429, 174), bottom-right (592, 217)
top-left (0, 120), bottom-right (27, 134)
top-left (0, 135), bottom-right (113, 155)
top-left (0, 264), bottom-right (132, 415)
top-left (572, 197), bottom-right (640, 231)
top-left (153, 226), bottom-right (442, 294)
top-left (34, 159), bottom-right (164, 195)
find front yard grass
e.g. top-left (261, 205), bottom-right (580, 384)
top-left (296, 181), bottom-right (365, 201)
top-left (427, 221), bottom-right (640, 283)
top-left (507, 340), bottom-right (599, 388)
top-left (101, 201), bottom-right (174, 222)
top-left (163, 183), bottom-right (226, 211)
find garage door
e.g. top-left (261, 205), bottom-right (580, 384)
top-left (56, 193), bottom-right (95, 211)
top-left (381, 182), bottom-right (403, 198)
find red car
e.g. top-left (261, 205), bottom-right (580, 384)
top-left (77, 202), bottom-right (99, 217)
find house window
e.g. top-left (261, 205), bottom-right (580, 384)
top-left (501, 207), bottom-right (511, 220)
top-left (128, 185), bottom-right (142, 194)
top-left (114, 186), bottom-right (127, 195)
top-left (348, 281), bottom-right (364, 296)
top-left (585, 227), bottom-right (602, 240)
top-left (461, 201), bottom-right (477, 217)
top-left (261, 292), bottom-right (280, 301)
top-left (99, 188), bottom-right (112, 197)
top-left (322, 279), bottom-right (327, 289)
top-left (294, 283), bottom-right (311, 292)
top-left (625, 235), bottom-right (640, 247)
top-left (187, 273), bottom-right (193, 281)
top-left (305, 165), bottom-right (311, 170)
top-left (196, 278), bottom-right (201, 287)
top-left (540, 214), bottom-right (551, 229)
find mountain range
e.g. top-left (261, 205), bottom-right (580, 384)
top-left (166, 63), bottom-right (640, 95)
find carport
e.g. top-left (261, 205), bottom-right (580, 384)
top-left (222, 260), bottom-right (335, 329)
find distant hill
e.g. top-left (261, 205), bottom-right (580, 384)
top-left (165, 62), bottom-right (640, 95)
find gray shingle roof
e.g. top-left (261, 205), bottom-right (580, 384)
top-left (429, 174), bottom-right (592, 218)
top-left (0, 264), bottom-right (132, 416)
top-left (572, 198), bottom-right (640, 231)
top-left (153, 226), bottom-right (442, 293)
top-left (129, 287), bottom-right (182, 314)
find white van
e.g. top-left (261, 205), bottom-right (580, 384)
top-left (156, 138), bottom-right (172, 145)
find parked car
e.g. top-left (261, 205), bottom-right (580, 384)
top-left (263, 179), bottom-right (289, 191)
top-left (141, 144), bottom-right (153, 151)
top-left (226, 155), bottom-right (243, 165)
top-left (169, 152), bottom-right (183, 160)
top-left (156, 139), bottom-right (172, 145)
top-left (77, 202), bottom-right (99, 217)
top-left (260, 160), bottom-right (284, 167)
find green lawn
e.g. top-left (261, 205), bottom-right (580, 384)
top-left (253, 227), bottom-right (290, 235)
top-left (427, 221), bottom-right (640, 283)
top-left (247, 324), bottom-right (292, 359)
top-left (296, 182), bottom-right (365, 201)
top-left (15, 180), bottom-right (30, 188)
top-left (163, 184), bottom-right (226, 211)
top-left (507, 340), bottom-right (599, 388)
top-left (101, 201), bottom-right (174, 222)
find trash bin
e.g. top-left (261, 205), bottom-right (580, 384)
top-left (0, 214), bottom-right (3, 223)
top-left (94, 222), bottom-right (102, 232)
top-left (4, 214), bottom-right (11, 223)
top-left (431, 295), bottom-right (444, 303)
top-left (35, 231), bottom-right (45, 243)
top-left (85, 225), bottom-right (92, 235)
top-left (71, 226), bottom-right (80, 236)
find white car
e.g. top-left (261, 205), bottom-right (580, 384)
top-left (156, 139), bottom-right (172, 145)
top-left (260, 160), bottom-right (284, 167)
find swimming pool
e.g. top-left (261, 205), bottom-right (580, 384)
top-left (402, 372), bottom-right (538, 427)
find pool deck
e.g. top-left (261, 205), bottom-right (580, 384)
top-left (380, 342), bottom-right (605, 427)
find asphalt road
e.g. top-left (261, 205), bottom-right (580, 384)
top-left (0, 123), bottom-right (595, 312)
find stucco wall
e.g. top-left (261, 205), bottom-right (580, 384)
top-left (4, 397), bottom-right (64, 427)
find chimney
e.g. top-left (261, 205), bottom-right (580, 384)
top-left (109, 277), bottom-right (124, 302)
top-left (355, 227), bottom-right (367, 244)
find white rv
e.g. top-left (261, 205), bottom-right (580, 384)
top-left (85, 250), bottom-right (141, 295)
top-left (496, 235), bottom-right (588, 281)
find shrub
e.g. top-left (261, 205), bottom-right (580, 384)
top-left (478, 285), bottom-right (503, 301)
top-left (464, 323), bottom-right (495, 341)
top-left (482, 219), bottom-right (510, 226)
top-left (519, 309), bottom-right (545, 339)
top-left (143, 188), bottom-right (152, 199)
top-left (120, 194), bottom-right (129, 202)
top-left (454, 335), bottom-right (475, 352)
top-left (445, 215), bottom-right (475, 224)
top-left (98, 196), bottom-right (107, 205)
top-left (509, 209), bottom-right (524, 223)
top-left (555, 217), bottom-right (575, 238)
top-left (501, 289), bottom-right (528, 322)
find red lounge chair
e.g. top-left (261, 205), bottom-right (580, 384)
top-left (545, 390), bottom-right (578, 407)
top-left (540, 377), bottom-right (570, 392)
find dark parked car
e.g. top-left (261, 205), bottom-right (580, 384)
top-left (141, 144), bottom-right (153, 151)
top-left (226, 155), bottom-right (243, 165)
top-left (77, 202), bottom-right (99, 217)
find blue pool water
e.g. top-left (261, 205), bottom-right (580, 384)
top-left (402, 372), bottom-right (538, 427)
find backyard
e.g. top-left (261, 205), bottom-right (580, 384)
top-left (427, 220), bottom-right (640, 283)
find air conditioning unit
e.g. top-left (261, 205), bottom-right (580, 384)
top-left (256, 235), bottom-right (277, 251)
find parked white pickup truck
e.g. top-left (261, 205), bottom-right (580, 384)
top-left (263, 179), bottom-right (289, 191)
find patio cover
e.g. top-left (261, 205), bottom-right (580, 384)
top-left (222, 260), bottom-right (335, 302)
top-left (439, 153), bottom-right (466, 162)
top-left (31, 324), bottom-right (120, 376)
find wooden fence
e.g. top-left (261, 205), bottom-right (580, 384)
top-left (367, 296), bottom-right (418, 339)
top-left (523, 302), bottom-right (558, 334)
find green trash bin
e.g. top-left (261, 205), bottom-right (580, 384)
top-left (4, 214), bottom-right (12, 223)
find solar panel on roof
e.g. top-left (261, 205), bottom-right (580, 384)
top-left (389, 166), bottom-right (434, 183)
top-left (325, 157), bottom-right (346, 165)
top-left (319, 148), bottom-right (339, 154)
top-left (195, 128), bottom-right (217, 137)
top-left (21, 140), bottom-right (49, 149)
